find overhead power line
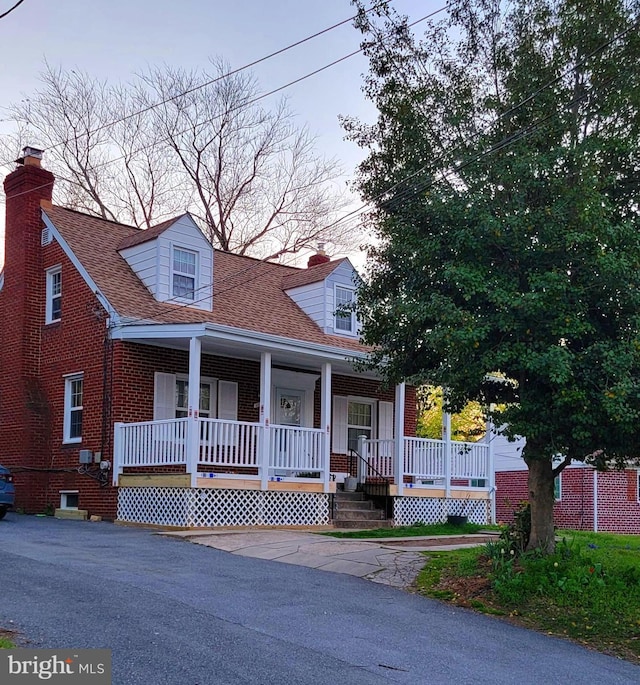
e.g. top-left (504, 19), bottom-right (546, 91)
top-left (0, 0), bottom-right (410, 167)
top-left (0, 5), bottom-right (450, 202)
top-left (114, 17), bottom-right (639, 326)
top-left (0, 0), bottom-right (26, 21)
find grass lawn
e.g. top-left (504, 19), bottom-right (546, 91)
top-left (325, 521), bottom-right (490, 538)
top-left (417, 530), bottom-right (640, 664)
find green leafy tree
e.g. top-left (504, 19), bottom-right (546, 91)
top-left (416, 386), bottom-right (485, 442)
top-left (345, 0), bottom-right (640, 552)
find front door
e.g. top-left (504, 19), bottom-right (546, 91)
top-left (275, 389), bottom-right (304, 426)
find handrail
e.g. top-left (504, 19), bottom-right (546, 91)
top-left (348, 447), bottom-right (392, 519)
top-left (348, 447), bottom-right (390, 483)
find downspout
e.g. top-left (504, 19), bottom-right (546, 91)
top-left (593, 469), bottom-right (598, 532)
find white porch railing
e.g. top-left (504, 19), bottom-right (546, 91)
top-left (450, 441), bottom-right (490, 480)
top-left (199, 418), bottom-right (260, 468)
top-left (357, 436), bottom-right (491, 490)
top-left (270, 424), bottom-right (324, 474)
top-left (114, 419), bottom-right (327, 486)
top-left (404, 437), bottom-right (446, 480)
top-left (360, 439), bottom-right (394, 478)
top-left (116, 418), bottom-right (188, 467)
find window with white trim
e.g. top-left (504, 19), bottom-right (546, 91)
top-left (347, 400), bottom-right (375, 453)
top-left (153, 372), bottom-right (237, 422)
top-left (172, 247), bottom-right (197, 300)
top-left (175, 377), bottom-right (216, 418)
top-left (471, 478), bottom-right (486, 487)
top-left (60, 491), bottom-right (79, 510)
top-left (46, 266), bottom-right (62, 323)
top-left (334, 286), bottom-right (355, 334)
top-left (554, 474), bottom-right (562, 501)
top-left (63, 374), bottom-right (83, 443)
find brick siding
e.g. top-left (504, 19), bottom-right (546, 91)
top-left (496, 467), bottom-right (640, 534)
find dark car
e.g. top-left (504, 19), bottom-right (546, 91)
top-left (0, 464), bottom-right (15, 519)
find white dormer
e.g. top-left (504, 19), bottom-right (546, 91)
top-left (282, 257), bottom-right (361, 338)
top-left (118, 214), bottom-right (213, 311)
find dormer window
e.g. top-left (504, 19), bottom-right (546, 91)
top-left (172, 247), bottom-right (197, 300)
top-left (46, 266), bottom-right (62, 323)
top-left (335, 285), bottom-right (355, 334)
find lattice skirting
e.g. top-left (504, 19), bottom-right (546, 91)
top-left (117, 487), bottom-right (330, 528)
top-left (393, 497), bottom-right (490, 526)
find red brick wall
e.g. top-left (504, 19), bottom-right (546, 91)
top-left (0, 164), bottom-right (54, 513)
top-left (596, 470), bottom-right (640, 534)
top-left (0, 163), bottom-right (117, 517)
top-left (497, 467), bottom-right (640, 534)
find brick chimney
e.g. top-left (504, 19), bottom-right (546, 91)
top-left (0, 147), bottom-right (54, 511)
top-left (307, 242), bottom-right (331, 268)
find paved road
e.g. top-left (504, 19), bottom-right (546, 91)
top-left (1, 514), bottom-right (638, 685)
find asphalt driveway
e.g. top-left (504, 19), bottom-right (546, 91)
top-left (1, 514), bottom-right (638, 684)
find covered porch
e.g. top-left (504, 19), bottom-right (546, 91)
top-left (110, 322), bottom-right (494, 527)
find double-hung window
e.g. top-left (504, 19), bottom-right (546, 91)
top-left (334, 286), bottom-right (355, 334)
top-left (63, 374), bottom-right (83, 443)
top-left (46, 266), bottom-right (62, 323)
top-left (172, 247), bottom-right (197, 300)
top-left (347, 400), bottom-right (374, 453)
top-left (175, 378), bottom-right (215, 418)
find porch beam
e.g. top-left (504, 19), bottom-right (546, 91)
top-left (259, 352), bottom-right (272, 490)
top-left (394, 383), bottom-right (405, 496)
top-left (187, 336), bottom-right (202, 488)
top-left (320, 362), bottom-right (332, 494)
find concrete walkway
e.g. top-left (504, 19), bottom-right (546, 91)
top-left (162, 530), bottom-right (494, 589)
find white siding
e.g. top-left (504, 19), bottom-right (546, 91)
top-left (158, 215), bottom-right (213, 311)
top-left (121, 215), bottom-right (213, 311)
top-left (492, 429), bottom-right (527, 472)
top-left (119, 241), bottom-right (159, 298)
top-left (325, 260), bottom-right (360, 337)
top-left (286, 282), bottom-right (325, 329)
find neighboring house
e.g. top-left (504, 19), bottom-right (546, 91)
top-left (494, 433), bottom-right (640, 534)
top-left (0, 148), bottom-right (493, 528)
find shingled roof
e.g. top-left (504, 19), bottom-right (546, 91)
top-left (117, 215), bottom-right (188, 250)
top-left (44, 206), bottom-right (365, 353)
top-left (280, 257), bottom-right (350, 291)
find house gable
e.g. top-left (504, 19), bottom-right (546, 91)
top-left (118, 214), bottom-right (213, 311)
top-left (283, 258), bottom-right (361, 338)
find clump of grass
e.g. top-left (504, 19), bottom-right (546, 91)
top-left (326, 521), bottom-right (487, 538)
top-left (0, 630), bottom-right (16, 649)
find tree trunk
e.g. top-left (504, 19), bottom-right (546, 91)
top-left (526, 458), bottom-right (556, 553)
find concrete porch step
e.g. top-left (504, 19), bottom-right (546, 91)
top-left (334, 491), bottom-right (367, 501)
top-left (333, 519), bottom-right (394, 530)
top-left (334, 509), bottom-right (387, 521)
top-left (334, 500), bottom-right (375, 511)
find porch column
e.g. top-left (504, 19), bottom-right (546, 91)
top-left (187, 336), bottom-right (202, 488)
top-left (443, 410), bottom-right (452, 498)
top-left (112, 422), bottom-right (124, 486)
top-left (259, 352), bottom-right (272, 490)
top-left (486, 418), bottom-right (496, 523)
top-left (320, 362), bottom-right (332, 494)
top-left (394, 382), bottom-right (405, 496)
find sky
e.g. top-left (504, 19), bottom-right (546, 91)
top-left (0, 0), bottom-right (444, 266)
